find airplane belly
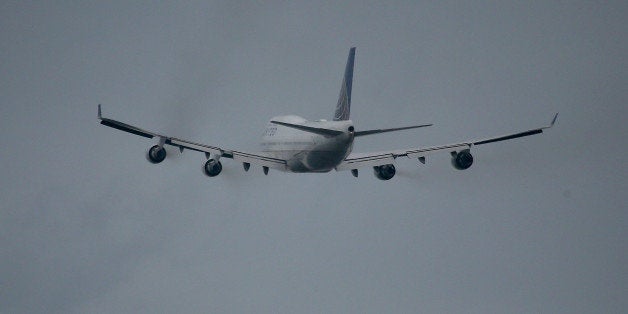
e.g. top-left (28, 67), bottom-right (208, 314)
top-left (284, 148), bottom-right (348, 173)
top-left (286, 156), bottom-right (311, 172)
top-left (305, 150), bottom-right (345, 171)
top-left (262, 122), bottom-right (353, 173)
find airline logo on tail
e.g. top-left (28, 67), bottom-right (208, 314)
top-left (334, 47), bottom-right (356, 121)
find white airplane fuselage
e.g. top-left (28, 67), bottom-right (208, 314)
top-left (261, 115), bottom-right (355, 172)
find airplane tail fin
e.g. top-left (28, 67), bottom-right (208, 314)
top-left (333, 47), bottom-right (356, 121)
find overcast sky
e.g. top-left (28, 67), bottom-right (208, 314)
top-left (1, 1), bottom-right (626, 313)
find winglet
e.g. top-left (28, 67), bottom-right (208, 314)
top-left (550, 112), bottom-right (559, 128)
top-left (543, 112), bottom-right (559, 130)
top-left (473, 113), bottom-right (559, 146)
top-left (98, 104), bottom-right (102, 120)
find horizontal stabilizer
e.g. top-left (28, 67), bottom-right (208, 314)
top-left (354, 123), bottom-right (433, 137)
top-left (270, 120), bottom-right (344, 136)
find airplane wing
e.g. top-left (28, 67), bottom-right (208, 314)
top-left (336, 113), bottom-right (558, 171)
top-left (97, 105), bottom-right (287, 170)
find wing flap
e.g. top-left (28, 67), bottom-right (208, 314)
top-left (99, 117), bottom-right (157, 139)
top-left (404, 143), bottom-right (471, 159)
top-left (337, 114), bottom-right (557, 171)
top-left (337, 114), bottom-right (558, 171)
top-left (98, 105), bottom-right (288, 170)
top-left (335, 152), bottom-right (396, 170)
top-left (473, 113), bottom-right (558, 146)
top-left (336, 143), bottom-right (471, 170)
top-left (231, 151), bottom-right (287, 170)
top-left (473, 129), bottom-right (543, 145)
top-left (168, 138), bottom-right (222, 155)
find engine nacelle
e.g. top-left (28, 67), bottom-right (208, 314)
top-left (451, 149), bottom-right (473, 170)
top-left (203, 159), bottom-right (223, 177)
top-left (147, 145), bottom-right (166, 163)
top-left (373, 164), bottom-right (396, 180)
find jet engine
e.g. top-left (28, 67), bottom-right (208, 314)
top-left (203, 159), bottom-right (223, 177)
top-left (147, 145), bottom-right (166, 163)
top-left (451, 149), bottom-right (473, 170)
top-left (373, 164), bottom-right (396, 180)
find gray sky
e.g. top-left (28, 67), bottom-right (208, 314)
top-left (1, 1), bottom-right (626, 313)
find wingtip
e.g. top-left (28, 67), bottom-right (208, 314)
top-left (550, 112), bottom-right (559, 127)
top-left (98, 104), bottom-right (102, 119)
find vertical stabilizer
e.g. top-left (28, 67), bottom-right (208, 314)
top-left (334, 47), bottom-right (356, 121)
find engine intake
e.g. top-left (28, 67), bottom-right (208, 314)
top-left (147, 145), bottom-right (166, 163)
top-left (373, 164), bottom-right (396, 180)
top-left (203, 159), bottom-right (223, 177)
top-left (451, 149), bottom-right (473, 170)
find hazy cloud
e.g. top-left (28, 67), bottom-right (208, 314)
top-left (1, 1), bottom-right (626, 313)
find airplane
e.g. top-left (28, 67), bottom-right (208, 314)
top-left (98, 47), bottom-right (558, 180)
